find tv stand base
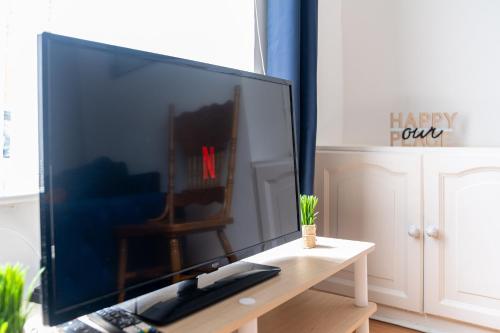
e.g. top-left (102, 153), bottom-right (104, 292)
top-left (139, 263), bottom-right (280, 325)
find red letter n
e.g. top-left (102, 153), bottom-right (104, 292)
top-left (202, 146), bottom-right (216, 180)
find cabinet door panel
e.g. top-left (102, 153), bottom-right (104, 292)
top-left (315, 150), bottom-right (422, 312)
top-left (254, 159), bottom-right (297, 240)
top-left (424, 154), bottom-right (500, 329)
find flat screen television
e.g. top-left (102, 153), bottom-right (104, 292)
top-left (38, 32), bottom-right (300, 326)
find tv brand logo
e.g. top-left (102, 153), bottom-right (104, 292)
top-left (202, 145), bottom-right (216, 180)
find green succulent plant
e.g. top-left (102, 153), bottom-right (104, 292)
top-left (0, 264), bottom-right (41, 333)
top-left (300, 194), bottom-right (319, 226)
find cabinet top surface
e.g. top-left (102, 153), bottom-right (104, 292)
top-left (317, 145), bottom-right (500, 154)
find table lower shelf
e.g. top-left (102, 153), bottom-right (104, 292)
top-left (259, 289), bottom-right (377, 333)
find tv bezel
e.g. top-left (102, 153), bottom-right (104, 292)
top-left (38, 32), bottom-right (301, 326)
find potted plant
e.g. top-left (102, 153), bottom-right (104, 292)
top-left (300, 194), bottom-right (319, 248)
top-left (0, 264), bottom-right (39, 333)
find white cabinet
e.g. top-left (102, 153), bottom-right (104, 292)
top-left (424, 153), bottom-right (500, 329)
top-left (315, 147), bottom-right (500, 331)
top-left (314, 150), bottom-right (423, 312)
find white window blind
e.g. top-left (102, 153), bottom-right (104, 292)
top-left (0, 0), bottom-right (255, 197)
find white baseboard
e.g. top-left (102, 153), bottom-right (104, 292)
top-left (372, 304), bottom-right (499, 333)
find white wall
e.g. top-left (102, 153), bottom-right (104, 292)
top-left (0, 198), bottom-right (40, 288)
top-left (318, 0), bottom-right (500, 147)
top-left (317, 0), bottom-right (343, 146)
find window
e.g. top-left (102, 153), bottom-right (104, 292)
top-left (0, 0), bottom-right (256, 197)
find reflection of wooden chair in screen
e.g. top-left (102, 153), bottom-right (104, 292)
top-left (116, 86), bottom-right (240, 301)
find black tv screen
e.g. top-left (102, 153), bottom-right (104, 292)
top-left (38, 33), bottom-right (300, 325)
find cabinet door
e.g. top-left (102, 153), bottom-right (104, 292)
top-left (314, 150), bottom-right (423, 312)
top-left (254, 159), bottom-right (297, 240)
top-left (424, 153), bottom-right (500, 329)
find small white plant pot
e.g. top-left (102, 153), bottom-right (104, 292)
top-left (301, 224), bottom-right (317, 248)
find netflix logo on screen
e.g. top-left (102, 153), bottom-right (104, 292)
top-left (202, 145), bottom-right (216, 180)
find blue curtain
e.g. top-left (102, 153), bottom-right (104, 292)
top-left (267, 0), bottom-right (318, 195)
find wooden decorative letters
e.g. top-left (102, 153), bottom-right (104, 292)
top-left (390, 112), bottom-right (458, 147)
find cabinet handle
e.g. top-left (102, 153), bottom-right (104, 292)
top-left (425, 225), bottom-right (439, 238)
top-left (408, 225), bottom-right (420, 238)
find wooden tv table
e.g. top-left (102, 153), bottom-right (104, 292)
top-left (26, 237), bottom-right (375, 333)
top-left (162, 237), bottom-right (376, 333)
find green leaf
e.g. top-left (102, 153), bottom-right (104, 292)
top-left (0, 263), bottom-right (44, 333)
top-left (0, 321), bottom-right (8, 333)
top-left (299, 194), bottom-right (319, 225)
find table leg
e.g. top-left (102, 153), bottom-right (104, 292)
top-left (238, 318), bottom-right (257, 333)
top-left (354, 255), bottom-right (369, 333)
